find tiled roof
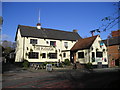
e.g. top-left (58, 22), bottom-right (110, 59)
top-left (16, 25), bottom-right (82, 41)
top-left (71, 35), bottom-right (98, 51)
top-left (111, 30), bottom-right (120, 37)
top-left (103, 36), bottom-right (120, 46)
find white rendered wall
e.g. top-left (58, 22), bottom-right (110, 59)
top-left (76, 36), bottom-right (108, 65)
top-left (15, 29), bottom-right (77, 62)
top-left (15, 29), bottom-right (24, 62)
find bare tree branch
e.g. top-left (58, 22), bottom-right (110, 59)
top-left (100, 16), bottom-right (120, 31)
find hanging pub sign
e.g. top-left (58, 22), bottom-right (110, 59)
top-left (100, 41), bottom-right (104, 47)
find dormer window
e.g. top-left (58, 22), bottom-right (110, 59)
top-left (50, 41), bottom-right (56, 47)
top-left (30, 39), bottom-right (37, 45)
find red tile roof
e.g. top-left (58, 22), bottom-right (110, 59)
top-left (71, 35), bottom-right (98, 51)
top-left (111, 30), bottom-right (120, 37)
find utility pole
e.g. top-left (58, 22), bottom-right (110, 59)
top-left (0, 16), bottom-right (3, 45)
top-left (107, 35), bottom-right (110, 67)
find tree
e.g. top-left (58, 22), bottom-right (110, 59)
top-left (1, 40), bottom-right (16, 57)
top-left (2, 40), bottom-right (13, 48)
top-left (4, 47), bottom-right (12, 55)
top-left (0, 45), bottom-right (5, 57)
top-left (90, 2), bottom-right (120, 35)
top-left (11, 42), bottom-right (16, 50)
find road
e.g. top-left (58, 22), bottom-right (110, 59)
top-left (2, 68), bottom-right (120, 89)
top-left (2, 69), bottom-right (74, 88)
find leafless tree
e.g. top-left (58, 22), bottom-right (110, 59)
top-left (90, 2), bottom-right (120, 36)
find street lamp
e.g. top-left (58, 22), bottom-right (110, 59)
top-left (107, 35), bottom-right (110, 67)
top-left (0, 16), bottom-right (3, 45)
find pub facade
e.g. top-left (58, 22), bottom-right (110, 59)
top-left (15, 23), bottom-right (81, 63)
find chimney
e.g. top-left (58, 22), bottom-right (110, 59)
top-left (73, 29), bottom-right (78, 33)
top-left (92, 32), bottom-right (94, 37)
top-left (37, 23), bottom-right (41, 29)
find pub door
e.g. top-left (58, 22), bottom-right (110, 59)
top-left (70, 51), bottom-right (77, 63)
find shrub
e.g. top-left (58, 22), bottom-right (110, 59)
top-left (42, 62), bottom-right (52, 67)
top-left (64, 59), bottom-right (70, 66)
top-left (59, 63), bottom-right (63, 67)
top-left (85, 62), bottom-right (93, 69)
top-left (42, 62), bottom-right (47, 66)
top-left (22, 60), bottom-right (29, 68)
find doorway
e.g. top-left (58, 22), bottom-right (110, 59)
top-left (70, 51), bottom-right (77, 63)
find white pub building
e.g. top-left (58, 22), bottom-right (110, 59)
top-left (15, 23), bottom-right (81, 63)
top-left (15, 23), bottom-right (108, 68)
top-left (71, 35), bottom-right (108, 68)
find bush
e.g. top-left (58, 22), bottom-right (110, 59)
top-left (64, 59), bottom-right (70, 66)
top-left (92, 58), bottom-right (95, 62)
top-left (22, 60), bottom-right (29, 68)
top-left (85, 62), bottom-right (93, 69)
top-left (59, 63), bottom-right (63, 67)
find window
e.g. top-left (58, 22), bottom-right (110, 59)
top-left (104, 58), bottom-right (107, 62)
top-left (63, 53), bottom-right (66, 57)
top-left (78, 52), bottom-right (84, 58)
top-left (27, 47), bottom-right (29, 50)
top-left (29, 52), bottom-right (39, 59)
top-left (50, 41), bottom-right (56, 47)
top-left (42, 53), bottom-right (46, 58)
top-left (64, 42), bottom-right (68, 49)
top-left (49, 53), bottom-right (57, 59)
top-left (30, 39), bottom-right (37, 44)
top-left (92, 52), bottom-right (95, 58)
top-left (96, 52), bottom-right (103, 57)
top-left (92, 52), bottom-right (95, 62)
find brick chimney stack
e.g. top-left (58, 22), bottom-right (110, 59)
top-left (73, 29), bottom-right (78, 33)
top-left (37, 23), bottom-right (41, 29)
